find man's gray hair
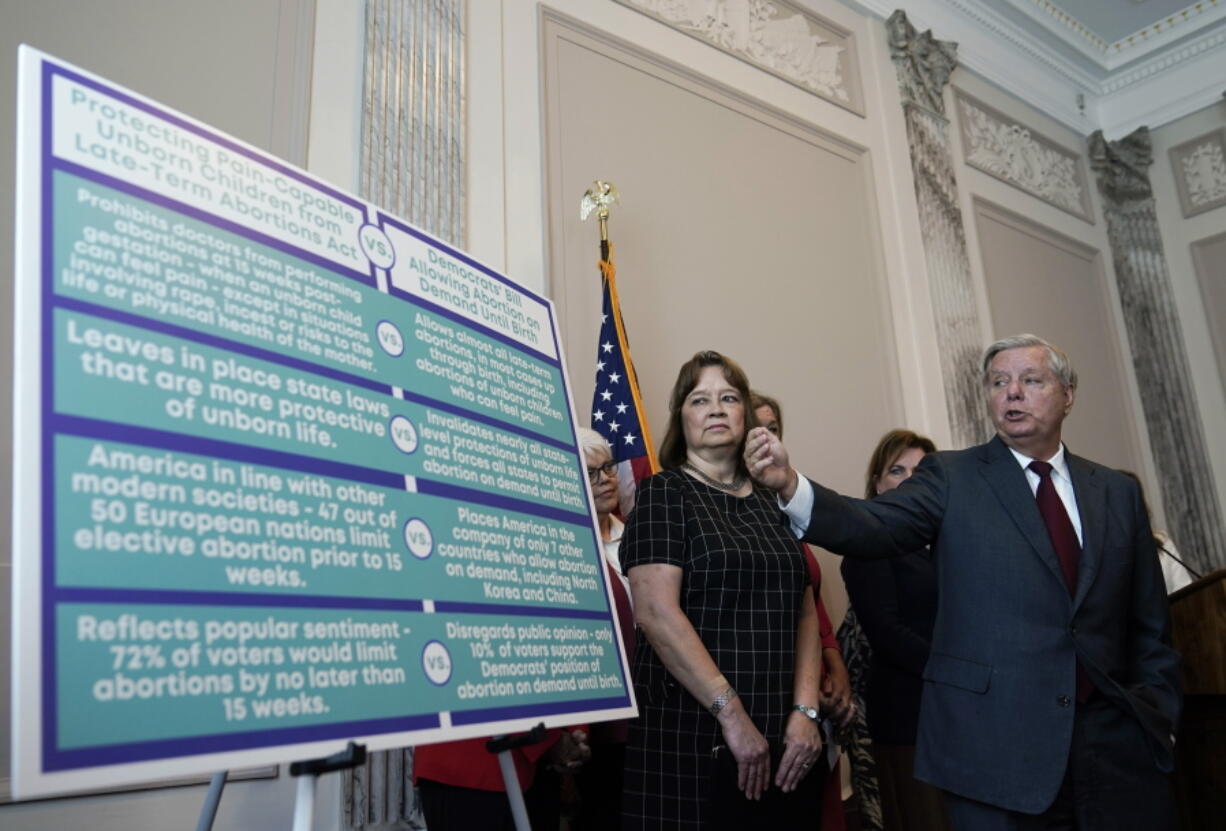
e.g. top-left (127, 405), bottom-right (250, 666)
top-left (577, 426), bottom-right (612, 458)
top-left (981, 334), bottom-right (1077, 389)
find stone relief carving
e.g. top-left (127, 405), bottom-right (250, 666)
top-left (955, 93), bottom-right (1091, 221)
top-left (1169, 128), bottom-right (1226, 217)
top-left (616, 0), bottom-right (863, 114)
top-left (886, 11), bottom-right (990, 449)
top-left (345, 1), bottom-right (464, 827)
top-left (886, 8), bottom-right (958, 117)
top-left (1089, 126), bottom-right (1226, 575)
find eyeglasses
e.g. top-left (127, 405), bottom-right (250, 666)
top-left (586, 461), bottom-right (617, 484)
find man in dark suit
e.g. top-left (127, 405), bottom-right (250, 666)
top-left (745, 334), bottom-right (1181, 829)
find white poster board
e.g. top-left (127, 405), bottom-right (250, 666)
top-left (10, 46), bottom-right (634, 799)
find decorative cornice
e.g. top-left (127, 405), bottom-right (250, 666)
top-left (855, 0), bottom-right (1099, 89)
top-left (1019, 0), bottom-right (1107, 52)
top-left (1100, 25), bottom-right (1226, 93)
top-left (1096, 35), bottom-right (1226, 138)
top-left (1088, 127), bottom-right (1154, 203)
top-left (886, 9), bottom-right (958, 116)
top-left (614, 0), bottom-right (865, 115)
top-left (1009, 0), bottom-right (1226, 68)
top-left (843, 0), bottom-right (1226, 137)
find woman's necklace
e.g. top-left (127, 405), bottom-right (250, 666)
top-left (682, 461), bottom-right (747, 493)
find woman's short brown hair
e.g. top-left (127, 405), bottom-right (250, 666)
top-left (865, 429), bottom-right (937, 499)
top-left (748, 391), bottom-right (783, 438)
top-left (658, 350), bottom-right (754, 470)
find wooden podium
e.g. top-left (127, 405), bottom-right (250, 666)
top-left (1168, 568), bottom-right (1226, 830)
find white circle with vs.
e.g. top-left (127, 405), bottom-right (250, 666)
top-left (389, 415), bottom-right (418, 453)
top-left (403, 518), bottom-right (433, 559)
top-left (422, 641), bottom-right (452, 686)
top-left (359, 224), bottom-right (396, 269)
top-left (376, 320), bottom-right (404, 357)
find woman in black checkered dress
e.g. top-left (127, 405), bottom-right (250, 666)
top-left (620, 351), bottom-right (824, 830)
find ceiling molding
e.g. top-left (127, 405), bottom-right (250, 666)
top-left (1101, 24), bottom-right (1226, 92)
top-left (1000, 0), bottom-right (1226, 69)
top-left (839, 0), bottom-right (1226, 136)
top-left (999, 0), bottom-right (1109, 56)
top-left (1096, 34), bottom-right (1226, 137)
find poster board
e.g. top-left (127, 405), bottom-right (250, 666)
top-left (10, 46), bottom-right (634, 798)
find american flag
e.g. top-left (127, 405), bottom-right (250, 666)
top-left (590, 250), bottom-right (658, 515)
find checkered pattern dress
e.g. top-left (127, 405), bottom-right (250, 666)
top-left (620, 469), bottom-right (811, 829)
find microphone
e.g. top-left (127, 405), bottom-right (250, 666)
top-left (1156, 539), bottom-right (1204, 581)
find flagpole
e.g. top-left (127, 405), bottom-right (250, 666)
top-left (581, 180), bottom-right (617, 264)
top-left (581, 181), bottom-right (659, 505)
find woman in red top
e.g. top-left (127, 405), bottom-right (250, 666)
top-left (751, 392), bottom-right (855, 831)
top-left (572, 427), bottom-right (636, 830)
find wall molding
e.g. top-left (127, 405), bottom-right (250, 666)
top-left (955, 90), bottom-right (1093, 221)
top-left (614, 0), bottom-right (865, 115)
top-left (842, 0), bottom-right (1226, 138)
top-left (344, 1), bottom-right (465, 827)
top-left (1089, 126), bottom-right (1226, 575)
top-left (1002, 0), bottom-right (1226, 69)
top-left (1190, 230), bottom-right (1226, 398)
top-left (1170, 127), bottom-right (1226, 217)
top-left (888, 11), bottom-right (991, 448)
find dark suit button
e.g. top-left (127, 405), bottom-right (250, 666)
top-left (1057, 695), bottom-right (1071, 707)
top-left (1069, 625), bottom-right (1077, 635)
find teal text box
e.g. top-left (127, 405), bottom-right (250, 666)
top-left (55, 604), bottom-right (628, 750)
top-left (53, 308), bottom-right (588, 513)
top-left (54, 435), bottom-right (608, 611)
top-left (52, 171), bottom-right (573, 443)
top-left (399, 307), bottom-right (572, 443)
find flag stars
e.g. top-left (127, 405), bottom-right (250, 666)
top-left (593, 410), bottom-right (605, 422)
top-left (601, 313), bottom-right (608, 324)
top-left (624, 433), bottom-right (637, 445)
top-left (608, 372), bottom-right (622, 384)
top-left (616, 403), bottom-right (629, 414)
top-left (600, 390), bottom-right (613, 402)
top-left (609, 420), bottom-right (620, 432)
top-left (596, 361), bottom-right (606, 373)
top-left (601, 341), bottom-right (614, 354)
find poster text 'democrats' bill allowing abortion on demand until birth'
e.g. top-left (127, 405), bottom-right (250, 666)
top-left (10, 47), bottom-right (634, 798)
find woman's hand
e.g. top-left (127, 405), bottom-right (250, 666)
top-left (744, 427), bottom-right (798, 499)
top-left (716, 702), bottom-right (771, 800)
top-left (775, 710), bottom-right (823, 793)
top-left (544, 727), bottom-right (591, 772)
top-left (820, 649), bottom-right (855, 728)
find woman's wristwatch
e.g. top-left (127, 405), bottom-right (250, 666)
top-left (709, 686), bottom-right (738, 716)
top-left (793, 704), bottom-right (825, 725)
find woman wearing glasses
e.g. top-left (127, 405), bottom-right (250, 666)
top-left (573, 427), bottom-right (635, 830)
top-left (620, 351), bottom-right (823, 830)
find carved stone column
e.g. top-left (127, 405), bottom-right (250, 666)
top-left (359, 0), bottom-right (466, 246)
top-left (887, 10), bottom-right (989, 448)
top-left (1089, 127), bottom-right (1226, 575)
top-left (344, 2), bottom-right (465, 828)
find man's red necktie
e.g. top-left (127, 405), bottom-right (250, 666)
top-left (1029, 460), bottom-right (1094, 702)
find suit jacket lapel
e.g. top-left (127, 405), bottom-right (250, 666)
top-left (978, 436), bottom-right (1069, 592)
top-left (1067, 452), bottom-right (1104, 610)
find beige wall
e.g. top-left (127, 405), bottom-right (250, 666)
top-left (471, 2), bottom-right (948, 448)
top-left (1191, 232), bottom-right (1226, 393)
top-left (540, 15), bottom-right (904, 626)
top-left (973, 201), bottom-right (1143, 473)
